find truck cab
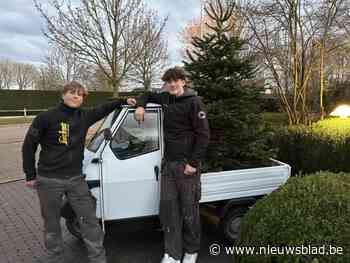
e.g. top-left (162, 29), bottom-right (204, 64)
top-left (84, 105), bottom-right (163, 221)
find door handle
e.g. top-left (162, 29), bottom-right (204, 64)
top-left (154, 166), bottom-right (159, 181)
top-left (91, 158), bottom-right (101, 164)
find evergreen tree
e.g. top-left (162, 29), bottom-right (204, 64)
top-left (184, 0), bottom-right (274, 171)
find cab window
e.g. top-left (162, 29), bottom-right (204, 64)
top-left (110, 109), bottom-right (160, 159)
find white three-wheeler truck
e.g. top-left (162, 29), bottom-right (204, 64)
top-left (61, 104), bottom-right (291, 242)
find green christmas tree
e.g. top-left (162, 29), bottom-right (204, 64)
top-left (184, 0), bottom-right (275, 171)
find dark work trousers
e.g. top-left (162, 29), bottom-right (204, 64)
top-left (36, 175), bottom-right (106, 263)
top-left (159, 161), bottom-right (202, 260)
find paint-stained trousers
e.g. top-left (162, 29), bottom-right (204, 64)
top-left (36, 175), bottom-right (106, 263)
top-left (159, 161), bottom-right (202, 260)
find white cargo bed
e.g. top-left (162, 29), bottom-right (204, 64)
top-left (200, 159), bottom-right (291, 203)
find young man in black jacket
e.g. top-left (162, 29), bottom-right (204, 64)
top-left (134, 67), bottom-right (210, 263)
top-left (22, 81), bottom-right (135, 263)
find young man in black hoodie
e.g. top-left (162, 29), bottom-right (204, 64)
top-left (134, 67), bottom-right (210, 263)
top-left (22, 81), bottom-right (135, 263)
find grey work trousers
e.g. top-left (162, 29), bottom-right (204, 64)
top-left (159, 161), bottom-right (202, 260)
top-left (36, 175), bottom-right (106, 263)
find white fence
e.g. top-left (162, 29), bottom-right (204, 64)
top-left (0, 109), bottom-right (47, 118)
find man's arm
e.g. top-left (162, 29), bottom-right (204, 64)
top-left (22, 114), bottom-right (47, 182)
top-left (188, 97), bottom-right (210, 168)
top-left (135, 92), bottom-right (163, 108)
top-left (84, 99), bottom-right (129, 127)
top-left (134, 92), bottom-right (164, 121)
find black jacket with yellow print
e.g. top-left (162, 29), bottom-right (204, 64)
top-left (22, 99), bottom-right (126, 181)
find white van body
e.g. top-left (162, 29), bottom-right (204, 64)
top-left (80, 105), bottom-right (290, 231)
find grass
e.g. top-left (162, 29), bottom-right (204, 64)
top-left (0, 116), bottom-right (35, 126)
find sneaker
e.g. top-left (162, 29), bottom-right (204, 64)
top-left (183, 252), bottom-right (198, 263)
top-left (161, 253), bottom-right (181, 263)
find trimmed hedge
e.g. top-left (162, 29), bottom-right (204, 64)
top-left (237, 172), bottom-right (350, 263)
top-left (274, 118), bottom-right (350, 175)
top-left (0, 90), bottom-right (141, 116)
top-left (0, 90), bottom-right (112, 110)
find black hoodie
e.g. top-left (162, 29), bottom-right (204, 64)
top-left (22, 99), bottom-right (126, 181)
top-left (136, 88), bottom-right (210, 168)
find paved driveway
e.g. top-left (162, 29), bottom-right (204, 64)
top-left (0, 180), bottom-right (233, 263)
top-left (0, 123), bottom-right (234, 263)
top-left (0, 122), bottom-right (100, 183)
top-left (0, 124), bottom-right (29, 183)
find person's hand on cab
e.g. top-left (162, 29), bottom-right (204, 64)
top-left (126, 98), bottom-right (137, 107)
top-left (134, 107), bottom-right (145, 122)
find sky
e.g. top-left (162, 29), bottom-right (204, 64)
top-left (0, 0), bottom-right (202, 66)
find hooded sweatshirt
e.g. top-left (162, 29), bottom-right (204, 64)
top-left (22, 99), bottom-right (126, 181)
top-left (136, 88), bottom-right (210, 168)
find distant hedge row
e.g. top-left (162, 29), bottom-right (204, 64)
top-left (0, 89), bottom-right (280, 116)
top-left (0, 90), bottom-right (141, 116)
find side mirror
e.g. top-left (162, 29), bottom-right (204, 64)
top-left (103, 128), bottom-right (112, 141)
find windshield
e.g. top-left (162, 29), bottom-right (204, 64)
top-left (87, 109), bottom-right (121, 152)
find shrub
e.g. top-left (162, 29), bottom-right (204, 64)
top-left (274, 119), bottom-right (350, 175)
top-left (262, 112), bottom-right (288, 130)
top-left (237, 172), bottom-right (350, 263)
top-left (260, 97), bottom-right (281, 112)
top-left (311, 118), bottom-right (350, 140)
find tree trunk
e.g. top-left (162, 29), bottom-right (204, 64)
top-left (112, 79), bottom-right (120, 98)
top-left (319, 45), bottom-right (325, 120)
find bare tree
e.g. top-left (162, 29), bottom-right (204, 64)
top-left (0, 62), bottom-right (3, 89)
top-left (47, 46), bottom-right (85, 82)
top-left (86, 66), bottom-right (112, 91)
top-left (43, 45), bottom-right (95, 88)
top-left (0, 59), bottom-right (14, 89)
top-left (34, 0), bottom-right (167, 96)
top-left (328, 43), bottom-right (350, 85)
top-left (14, 63), bottom-right (38, 90)
top-left (127, 11), bottom-right (169, 90)
top-left (180, 0), bottom-right (250, 58)
top-left (179, 18), bottom-right (202, 58)
top-left (35, 46), bottom-right (111, 91)
top-left (313, 0), bottom-right (349, 119)
top-left (34, 57), bottom-right (63, 91)
top-left (243, 0), bottom-right (324, 124)
top-left (241, 0), bottom-right (350, 124)
top-left (34, 66), bottom-right (50, 90)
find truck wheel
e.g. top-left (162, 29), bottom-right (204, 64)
top-left (220, 206), bottom-right (249, 242)
top-left (65, 216), bottom-right (83, 241)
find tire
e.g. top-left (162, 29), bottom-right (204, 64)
top-left (65, 216), bottom-right (83, 241)
top-left (220, 206), bottom-right (249, 242)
